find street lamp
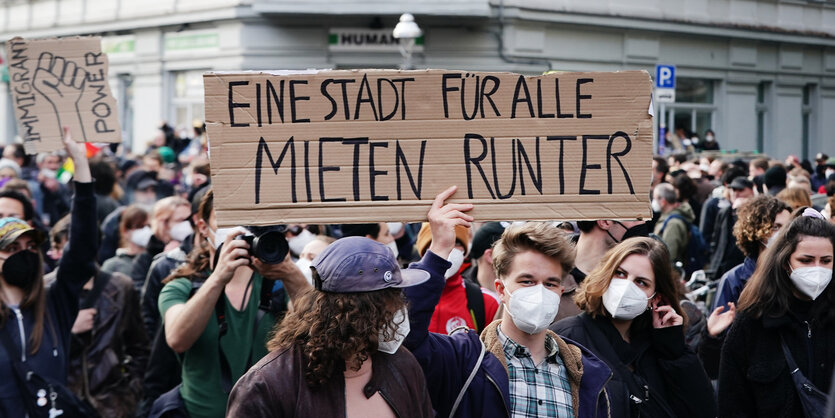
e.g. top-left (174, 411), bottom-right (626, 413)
top-left (393, 13), bottom-right (422, 70)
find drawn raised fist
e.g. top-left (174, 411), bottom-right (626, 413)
top-left (32, 52), bottom-right (88, 140)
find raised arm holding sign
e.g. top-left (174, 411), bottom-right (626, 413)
top-left (6, 36), bottom-right (121, 154)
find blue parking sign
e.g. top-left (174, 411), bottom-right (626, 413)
top-left (655, 65), bottom-right (675, 89)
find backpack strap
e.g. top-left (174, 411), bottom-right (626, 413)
top-left (659, 213), bottom-right (687, 235)
top-left (448, 328), bottom-right (486, 418)
top-left (463, 279), bottom-right (486, 333)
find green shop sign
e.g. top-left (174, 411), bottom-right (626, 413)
top-left (165, 33), bottom-right (219, 52)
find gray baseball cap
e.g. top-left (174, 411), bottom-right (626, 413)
top-left (312, 236), bottom-right (430, 293)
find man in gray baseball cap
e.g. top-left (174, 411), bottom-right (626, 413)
top-left (311, 236), bottom-right (429, 292)
top-left (227, 202), bottom-right (467, 417)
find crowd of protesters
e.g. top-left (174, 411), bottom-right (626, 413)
top-left (0, 121), bottom-right (833, 418)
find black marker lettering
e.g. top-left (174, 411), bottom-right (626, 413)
top-left (461, 73), bottom-right (479, 121)
top-left (343, 137), bottom-right (369, 201)
top-left (321, 79), bottom-right (338, 121)
top-left (536, 80), bottom-right (554, 119)
top-left (576, 78), bottom-right (593, 119)
top-left (463, 133), bottom-right (495, 199)
top-left (555, 79), bottom-right (572, 118)
top-left (517, 137), bottom-right (542, 195)
top-left (354, 74), bottom-right (378, 121)
top-left (303, 140), bottom-right (312, 202)
top-left (393, 78), bottom-right (415, 120)
top-left (256, 83), bottom-right (262, 127)
top-left (546, 136), bottom-right (576, 194)
top-left (289, 80), bottom-right (310, 123)
top-left (369, 142), bottom-right (389, 201)
top-left (607, 131), bottom-right (634, 194)
top-left (318, 138), bottom-right (345, 202)
top-left (511, 76), bottom-right (534, 119)
top-left (480, 76), bottom-right (501, 118)
top-left (441, 73), bottom-right (461, 118)
top-left (491, 137), bottom-right (517, 199)
top-left (266, 79), bottom-right (285, 124)
top-left (579, 135), bottom-right (609, 194)
top-left (395, 140), bottom-right (426, 200)
top-left (377, 78), bottom-right (399, 121)
top-left (228, 81), bottom-right (250, 127)
top-left (254, 136), bottom-right (296, 204)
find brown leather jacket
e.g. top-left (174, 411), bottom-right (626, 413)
top-left (65, 270), bottom-right (150, 418)
top-left (227, 344), bottom-right (433, 417)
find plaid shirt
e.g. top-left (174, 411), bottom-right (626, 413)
top-left (497, 326), bottom-right (574, 418)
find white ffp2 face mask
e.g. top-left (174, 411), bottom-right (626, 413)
top-left (295, 257), bottom-right (313, 285)
top-left (210, 227), bottom-right (242, 250)
top-left (444, 248), bottom-right (465, 279)
top-left (378, 307), bottom-right (410, 354)
top-left (170, 221), bottom-right (193, 242)
top-left (602, 279), bottom-right (653, 320)
top-left (130, 226), bottom-right (153, 248)
top-left (651, 199), bottom-right (662, 213)
top-left (386, 241), bottom-right (399, 259)
top-left (790, 266), bottom-right (832, 300)
top-left (386, 222), bottom-right (403, 237)
top-left (506, 284), bottom-right (561, 335)
top-left (288, 229), bottom-right (315, 256)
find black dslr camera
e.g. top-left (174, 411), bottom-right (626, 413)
top-left (237, 227), bottom-right (289, 264)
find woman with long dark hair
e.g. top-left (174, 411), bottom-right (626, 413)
top-left (718, 210), bottom-right (834, 416)
top-left (0, 129), bottom-right (97, 417)
top-left (552, 237), bottom-right (716, 417)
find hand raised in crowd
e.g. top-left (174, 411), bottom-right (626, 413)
top-left (62, 126), bottom-right (91, 183)
top-left (707, 302), bottom-right (736, 337)
top-left (71, 308), bottom-right (96, 334)
top-left (651, 299), bottom-right (684, 329)
top-left (426, 185), bottom-right (473, 260)
top-left (211, 228), bottom-right (252, 285)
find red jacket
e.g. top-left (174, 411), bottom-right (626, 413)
top-left (427, 269), bottom-right (500, 334)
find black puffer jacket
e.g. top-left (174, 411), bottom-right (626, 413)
top-left (67, 270), bottom-right (149, 418)
top-left (718, 299), bottom-right (835, 417)
top-left (552, 312), bottom-right (716, 418)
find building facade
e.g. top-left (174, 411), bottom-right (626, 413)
top-left (0, 0), bottom-right (833, 159)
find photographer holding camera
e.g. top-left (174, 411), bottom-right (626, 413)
top-left (152, 190), bottom-right (310, 418)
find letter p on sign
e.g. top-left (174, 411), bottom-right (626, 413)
top-left (655, 65), bottom-right (675, 89)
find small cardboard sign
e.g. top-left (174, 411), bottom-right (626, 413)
top-left (204, 69), bottom-right (653, 226)
top-left (6, 36), bottom-right (121, 154)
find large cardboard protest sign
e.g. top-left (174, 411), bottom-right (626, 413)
top-left (6, 37), bottom-right (121, 154)
top-left (204, 69), bottom-right (653, 226)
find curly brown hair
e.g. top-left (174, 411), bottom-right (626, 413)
top-left (267, 281), bottom-right (406, 388)
top-left (733, 195), bottom-right (791, 259)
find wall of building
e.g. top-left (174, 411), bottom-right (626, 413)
top-left (0, 0), bottom-right (833, 158)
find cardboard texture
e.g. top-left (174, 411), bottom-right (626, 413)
top-left (204, 69), bottom-right (653, 226)
top-left (6, 36), bottom-right (121, 154)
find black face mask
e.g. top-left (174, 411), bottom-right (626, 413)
top-left (607, 221), bottom-right (650, 243)
top-left (2, 250), bottom-right (41, 291)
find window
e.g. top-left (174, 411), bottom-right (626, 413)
top-left (662, 78), bottom-right (717, 149)
top-left (756, 81), bottom-right (770, 154)
top-left (676, 78), bottom-right (714, 104)
top-left (115, 74), bottom-right (134, 151)
top-left (170, 70), bottom-right (206, 137)
top-left (801, 84), bottom-right (815, 160)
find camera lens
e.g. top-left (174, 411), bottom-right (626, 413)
top-left (252, 230), bottom-right (289, 264)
